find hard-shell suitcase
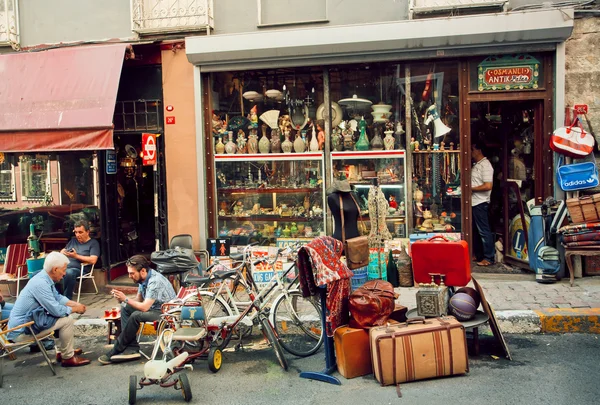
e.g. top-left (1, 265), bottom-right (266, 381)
top-left (333, 325), bottom-right (372, 379)
top-left (411, 236), bottom-right (471, 286)
top-left (370, 316), bottom-right (469, 386)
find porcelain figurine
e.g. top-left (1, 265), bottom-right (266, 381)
top-left (294, 132), bottom-right (306, 153)
top-left (282, 224), bottom-right (291, 237)
top-left (247, 128), bottom-right (258, 154)
top-left (281, 130), bottom-right (293, 153)
top-left (304, 226), bottom-right (313, 237)
top-left (355, 116), bottom-right (369, 151)
top-left (225, 131), bottom-right (237, 154)
top-left (383, 130), bottom-right (395, 150)
top-left (236, 129), bottom-right (247, 154)
top-left (270, 128), bottom-right (281, 153)
top-left (215, 136), bottom-right (225, 154)
top-left (317, 122), bottom-right (325, 150)
top-left (290, 222), bottom-right (298, 237)
top-left (342, 122), bottom-right (355, 151)
top-left (259, 126), bottom-right (270, 154)
top-left (310, 125), bottom-right (319, 152)
top-left (248, 105), bottom-right (258, 127)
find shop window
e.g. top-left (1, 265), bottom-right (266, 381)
top-left (113, 100), bottom-right (161, 132)
top-left (0, 153), bottom-right (16, 201)
top-left (20, 155), bottom-right (50, 201)
top-left (59, 153), bottom-right (95, 205)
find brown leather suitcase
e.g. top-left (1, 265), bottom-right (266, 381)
top-left (370, 316), bottom-right (469, 386)
top-left (333, 325), bottom-right (373, 379)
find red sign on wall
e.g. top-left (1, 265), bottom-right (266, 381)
top-left (142, 133), bottom-right (157, 166)
top-left (166, 116), bottom-right (176, 125)
top-left (574, 104), bottom-right (589, 114)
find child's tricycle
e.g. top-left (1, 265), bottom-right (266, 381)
top-left (128, 302), bottom-right (223, 404)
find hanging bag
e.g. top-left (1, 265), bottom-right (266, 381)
top-left (340, 194), bottom-right (369, 270)
top-left (550, 118), bottom-right (595, 158)
top-left (556, 155), bottom-right (599, 192)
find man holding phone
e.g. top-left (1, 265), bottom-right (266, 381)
top-left (59, 220), bottom-right (100, 300)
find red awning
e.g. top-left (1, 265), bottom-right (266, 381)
top-left (0, 43), bottom-right (127, 152)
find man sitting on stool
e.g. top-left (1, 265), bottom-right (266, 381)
top-left (98, 255), bottom-right (176, 365)
top-left (7, 251), bottom-right (91, 367)
top-left (60, 220), bottom-right (100, 300)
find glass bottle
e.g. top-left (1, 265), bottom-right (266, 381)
top-left (355, 116), bottom-right (370, 151)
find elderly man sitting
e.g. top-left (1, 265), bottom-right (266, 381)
top-left (7, 251), bottom-right (91, 367)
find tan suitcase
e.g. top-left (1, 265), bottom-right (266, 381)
top-left (370, 316), bottom-right (469, 386)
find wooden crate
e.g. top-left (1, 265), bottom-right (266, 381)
top-left (566, 194), bottom-right (600, 224)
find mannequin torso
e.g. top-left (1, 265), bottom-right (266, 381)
top-left (328, 191), bottom-right (360, 241)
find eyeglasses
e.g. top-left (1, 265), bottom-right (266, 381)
top-left (126, 258), bottom-right (147, 268)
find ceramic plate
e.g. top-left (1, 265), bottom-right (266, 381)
top-left (228, 115), bottom-right (250, 132)
top-left (316, 102), bottom-right (343, 128)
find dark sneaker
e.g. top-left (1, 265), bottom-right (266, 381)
top-left (98, 353), bottom-right (113, 365)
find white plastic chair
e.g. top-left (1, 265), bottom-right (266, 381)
top-left (76, 262), bottom-right (98, 303)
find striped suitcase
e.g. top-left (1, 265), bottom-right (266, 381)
top-left (369, 316), bottom-right (469, 386)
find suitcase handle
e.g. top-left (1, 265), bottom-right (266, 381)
top-left (427, 235), bottom-right (450, 242)
top-left (406, 317), bottom-right (426, 325)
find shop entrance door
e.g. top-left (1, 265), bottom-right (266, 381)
top-left (469, 100), bottom-right (544, 268)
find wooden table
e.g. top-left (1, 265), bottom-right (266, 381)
top-left (565, 247), bottom-right (600, 286)
top-left (39, 237), bottom-right (69, 252)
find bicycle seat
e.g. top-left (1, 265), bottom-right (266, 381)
top-left (229, 253), bottom-right (244, 261)
top-left (185, 274), bottom-right (211, 285)
top-left (212, 270), bottom-right (237, 279)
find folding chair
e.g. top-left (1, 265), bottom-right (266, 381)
top-left (0, 319), bottom-right (56, 388)
top-left (0, 244), bottom-right (29, 297)
top-left (75, 262), bottom-right (99, 303)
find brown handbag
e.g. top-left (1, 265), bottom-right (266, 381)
top-left (340, 194), bottom-right (369, 270)
top-left (349, 280), bottom-right (398, 328)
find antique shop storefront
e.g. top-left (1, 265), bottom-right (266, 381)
top-left (185, 9), bottom-right (573, 268)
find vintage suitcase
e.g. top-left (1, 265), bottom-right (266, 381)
top-left (566, 193), bottom-right (600, 224)
top-left (333, 325), bottom-right (373, 379)
top-left (411, 236), bottom-right (471, 286)
top-left (370, 316), bottom-right (469, 386)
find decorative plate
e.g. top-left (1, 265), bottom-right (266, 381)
top-left (316, 102), bottom-right (343, 128)
top-left (228, 115), bottom-right (250, 132)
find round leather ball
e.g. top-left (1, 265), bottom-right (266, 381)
top-left (455, 287), bottom-right (481, 309)
top-left (449, 293), bottom-right (477, 321)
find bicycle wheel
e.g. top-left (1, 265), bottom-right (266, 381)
top-left (259, 315), bottom-right (288, 371)
top-left (199, 292), bottom-right (234, 351)
top-left (270, 290), bottom-right (324, 357)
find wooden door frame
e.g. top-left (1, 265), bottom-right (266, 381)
top-left (459, 55), bottom-right (554, 262)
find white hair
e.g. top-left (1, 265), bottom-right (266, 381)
top-left (44, 251), bottom-right (70, 273)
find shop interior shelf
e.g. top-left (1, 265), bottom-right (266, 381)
top-left (218, 215), bottom-right (318, 222)
top-left (358, 215), bottom-right (406, 221)
top-left (218, 187), bottom-right (321, 194)
top-left (412, 150), bottom-right (460, 154)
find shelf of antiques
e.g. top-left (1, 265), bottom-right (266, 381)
top-left (214, 153), bottom-right (326, 245)
top-left (331, 149), bottom-right (408, 238)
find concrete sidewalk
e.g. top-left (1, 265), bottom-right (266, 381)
top-left (65, 272), bottom-right (600, 337)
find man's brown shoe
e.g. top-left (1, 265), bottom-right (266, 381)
top-left (56, 348), bottom-right (83, 362)
top-left (61, 355), bottom-right (91, 367)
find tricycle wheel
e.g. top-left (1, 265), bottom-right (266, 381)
top-left (128, 375), bottom-right (137, 405)
top-left (179, 373), bottom-right (192, 402)
top-left (208, 347), bottom-right (222, 373)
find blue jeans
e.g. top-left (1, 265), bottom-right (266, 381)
top-left (472, 202), bottom-right (495, 263)
top-left (1, 302), bottom-right (14, 320)
top-left (62, 266), bottom-right (90, 300)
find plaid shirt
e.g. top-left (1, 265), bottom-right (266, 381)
top-left (138, 269), bottom-right (176, 311)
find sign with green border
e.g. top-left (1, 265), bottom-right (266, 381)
top-left (478, 54), bottom-right (540, 91)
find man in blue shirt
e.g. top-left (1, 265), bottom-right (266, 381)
top-left (98, 255), bottom-right (176, 365)
top-left (60, 220), bottom-right (100, 299)
top-left (7, 251), bottom-right (91, 367)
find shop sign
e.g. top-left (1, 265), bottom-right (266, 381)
top-left (166, 116), bottom-right (176, 125)
top-left (106, 150), bottom-right (117, 174)
top-left (142, 133), bottom-right (157, 166)
top-left (574, 104), bottom-right (588, 114)
top-left (478, 54), bottom-right (540, 92)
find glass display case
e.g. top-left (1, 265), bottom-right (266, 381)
top-left (214, 153), bottom-right (325, 245)
top-left (331, 150), bottom-right (407, 238)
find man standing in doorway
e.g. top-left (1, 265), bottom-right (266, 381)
top-left (471, 139), bottom-right (495, 266)
top-left (60, 220), bottom-right (100, 300)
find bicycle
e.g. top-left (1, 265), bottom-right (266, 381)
top-left (195, 242), bottom-right (323, 357)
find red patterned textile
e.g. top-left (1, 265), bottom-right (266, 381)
top-left (297, 236), bottom-right (354, 336)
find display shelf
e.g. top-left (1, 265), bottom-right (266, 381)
top-left (413, 150), bottom-right (460, 154)
top-left (218, 215), bottom-right (318, 222)
top-left (215, 152), bottom-right (323, 162)
top-left (218, 187), bottom-right (321, 195)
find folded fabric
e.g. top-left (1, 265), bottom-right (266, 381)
top-left (563, 231), bottom-right (600, 243)
top-left (564, 240), bottom-right (600, 248)
top-left (560, 221), bottom-right (600, 234)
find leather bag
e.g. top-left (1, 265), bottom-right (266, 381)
top-left (340, 194), bottom-right (369, 270)
top-left (550, 118), bottom-right (595, 158)
top-left (556, 155), bottom-right (599, 192)
top-left (349, 280), bottom-right (398, 328)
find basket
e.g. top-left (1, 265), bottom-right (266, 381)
top-left (566, 193), bottom-right (600, 224)
top-left (350, 266), bottom-right (368, 290)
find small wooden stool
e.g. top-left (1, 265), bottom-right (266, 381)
top-left (564, 247), bottom-right (600, 287)
top-left (104, 316), bottom-right (122, 344)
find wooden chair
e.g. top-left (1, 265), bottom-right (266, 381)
top-left (0, 244), bottom-right (29, 297)
top-left (0, 319), bottom-right (56, 387)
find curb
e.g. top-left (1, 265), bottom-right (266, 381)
top-left (72, 309), bottom-right (600, 338)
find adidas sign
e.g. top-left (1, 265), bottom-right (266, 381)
top-left (564, 178), bottom-right (596, 187)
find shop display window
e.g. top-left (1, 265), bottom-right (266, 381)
top-left (214, 154), bottom-right (325, 245)
top-left (59, 153), bottom-right (95, 205)
top-left (0, 154), bottom-right (16, 201)
top-left (19, 155), bottom-right (51, 201)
